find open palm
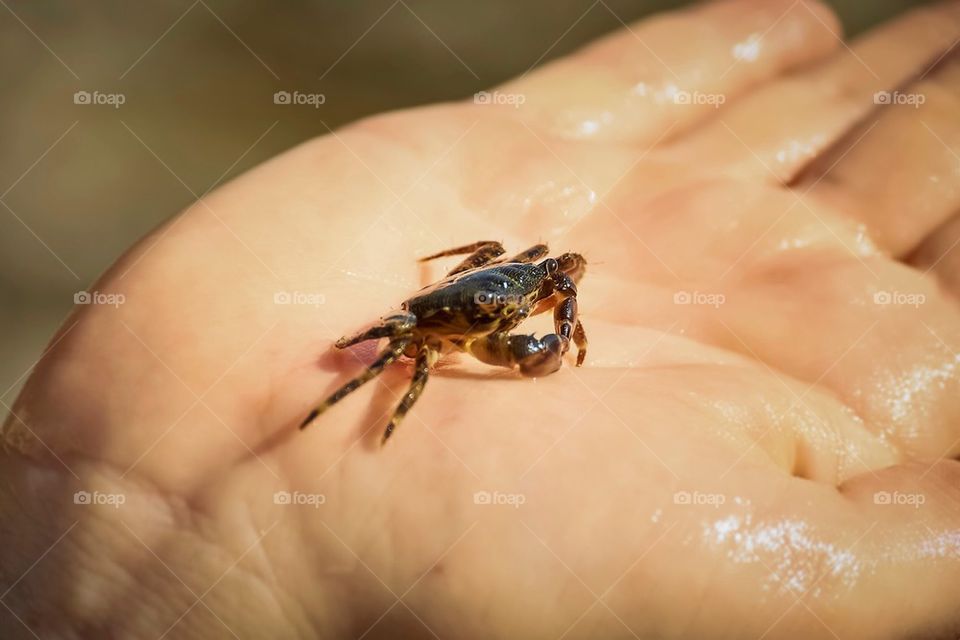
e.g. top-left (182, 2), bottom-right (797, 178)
top-left (4, 1), bottom-right (960, 638)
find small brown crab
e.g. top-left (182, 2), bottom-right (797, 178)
top-left (299, 241), bottom-right (588, 444)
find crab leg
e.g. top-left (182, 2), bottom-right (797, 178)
top-left (419, 240), bottom-right (506, 276)
top-left (555, 295), bottom-right (576, 344)
top-left (552, 272), bottom-right (577, 342)
top-left (556, 252), bottom-right (586, 284)
top-left (504, 243), bottom-right (549, 264)
top-left (334, 312), bottom-right (417, 349)
top-left (419, 240), bottom-right (503, 261)
top-left (300, 336), bottom-right (412, 429)
top-left (381, 344), bottom-right (432, 444)
top-left (572, 320), bottom-right (588, 366)
top-left (537, 252), bottom-right (588, 365)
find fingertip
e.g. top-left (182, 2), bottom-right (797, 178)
top-left (796, 0), bottom-right (842, 40)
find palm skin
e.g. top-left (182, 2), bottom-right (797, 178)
top-left (3, 1), bottom-right (960, 638)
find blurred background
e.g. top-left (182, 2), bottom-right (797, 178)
top-left (0, 0), bottom-right (935, 402)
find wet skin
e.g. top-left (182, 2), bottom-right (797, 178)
top-left (3, 1), bottom-right (960, 638)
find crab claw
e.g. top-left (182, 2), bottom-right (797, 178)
top-left (518, 334), bottom-right (566, 377)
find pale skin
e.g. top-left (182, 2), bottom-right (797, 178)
top-left (3, 0), bottom-right (960, 637)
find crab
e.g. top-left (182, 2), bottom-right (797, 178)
top-left (299, 241), bottom-right (588, 444)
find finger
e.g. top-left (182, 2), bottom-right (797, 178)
top-left (495, 0), bottom-right (840, 145)
top-left (798, 52), bottom-right (960, 256)
top-left (713, 256), bottom-right (960, 462)
top-left (669, 0), bottom-right (960, 183)
top-left (569, 177), bottom-right (960, 461)
top-left (682, 460), bottom-right (960, 638)
top-left (619, 461), bottom-right (960, 639)
top-left (834, 460), bottom-right (960, 637)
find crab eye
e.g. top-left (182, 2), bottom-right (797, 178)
top-left (543, 258), bottom-right (558, 273)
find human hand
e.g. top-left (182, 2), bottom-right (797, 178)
top-left (3, 1), bottom-right (960, 638)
